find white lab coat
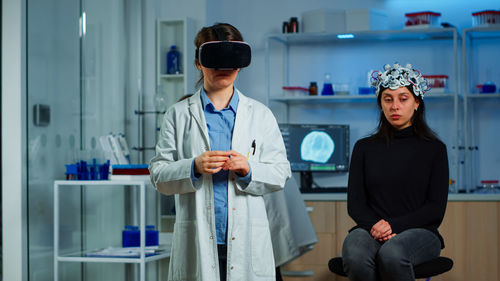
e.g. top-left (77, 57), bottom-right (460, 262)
top-left (149, 89), bottom-right (291, 281)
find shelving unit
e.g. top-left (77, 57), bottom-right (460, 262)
top-left (266, 27), bottom-right (458, 43)
top-left (134, 17), bottom-right (196, 161)
top-left (134, 17), bottom-right (197, 159)
top-left (269, 92), bottom-right (455, 103)
top-left (265, 27), bottom-right (459, 105)
top-left (156, 17), bottom-right (196, 111)
top-left (53, 180), bottom-right (170, 281)
top-left (462, 26), bottom-right (500, 192)
top-left (265, 27), bottom-right (461, 191)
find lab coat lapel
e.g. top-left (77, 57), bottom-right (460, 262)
top-left (188, 90), bottom-right (210, 149)
top-left (232, 90), bottom-right (252, 152)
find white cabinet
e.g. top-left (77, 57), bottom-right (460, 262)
top-left (53, 180), bottom-right (170, 281)
top-left (462, 26), bottom-right (500, 192)
top-left (265, 28), bottom-right (461, 190)
top-left (156, 18), bottom-right (196, 111)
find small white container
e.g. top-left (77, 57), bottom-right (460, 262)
top-left (282, 86), bottom-right (309, 96)
top-left (345, 9), bottom-right (388, 32)
top-left (404, 11), bottom-right (441, 29)
top-left (302, 9), bottom-right (346, 33)
top-left (423, 75), bottom-right (448, 93)
top-left (472, 10), bottom-right (500, 27)
top-left (475, 180), bottom-right (500, 194)
top-left (333, 83), bottom-right (350, 95)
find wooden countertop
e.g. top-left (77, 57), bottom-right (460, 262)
top-left (301, 193), bottom-right (500, 201)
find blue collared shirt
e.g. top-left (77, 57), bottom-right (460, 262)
top-left (191, 88), bottom-right (251, 244)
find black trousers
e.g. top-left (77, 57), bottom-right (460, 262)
top-left (217, 244), bottom-right (227, 281)
top-left (276, 266), bottom-right (283, 281)
top-left (218, 244), bottom-right (283, 281)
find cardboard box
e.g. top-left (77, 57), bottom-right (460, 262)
top-left (345, 9), bottom-right (388, 32)
top-left (302, 9), bottom-right (346, 33)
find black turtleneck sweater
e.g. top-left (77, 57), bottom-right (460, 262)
top-left (347, 126), bottom-right (449, 248)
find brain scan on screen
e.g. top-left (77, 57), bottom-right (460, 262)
top-left (300, 131), bottom-right (334, 163)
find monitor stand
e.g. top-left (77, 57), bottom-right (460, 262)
top-left (300, 171), bottom-right (313, 192)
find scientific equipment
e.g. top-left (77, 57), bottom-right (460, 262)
top-left (423, 75), bottom-right (448, 93)
top-left (282, 86), bottom-right (309, 96)
top-left (309, 82), bottom-right (318, 96)
top-left (146, 225), bottom-right (159, 246)
top-left (321, 73), bottom-right (334, 95)
top-left (282, 21), bottom-right (290, 33)
top-left (99, 133), bottom-right (131, 165)
top-left (64, 149), bottom-right (110, 180)
top-left (166, 45), bottom-right (181, 74)
top-left (279, 124), bottom-right (350, 192)
top-left (279, 124), bottom-right (349, 173)
top-left (122, 226), bottom-right (139, 247)
top-left (480, 82), bottom-right (497, 93)
top-left (64, 159), bottom-right (110, 180)
top-left (117, 133), bottom-right (131, 163)
top-left (472, 10), bottom-right (500, 27)
top-left (404, 11), bottom-right (441, 28)
top-left (360, 69), bottom-right (376, 95)
top-left (359, 87), bottom-right (375, 95)
top-left (475, 180), bottom-right (500, 194)
top-left (112, 164), bottom-right (149, 175)
top-left (289, 17), bottom-right (299, 33)
top-left (333, 83), bottom-right (349, 95)
top-left (122, 225), bottom-right (159, 247)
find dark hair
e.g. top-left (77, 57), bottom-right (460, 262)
top-left (177, 94), bottom-right (193, 102)
top-left (194, 23), bottom-right (244, 89)
top-left (372, 85), bottom-right (439, 142)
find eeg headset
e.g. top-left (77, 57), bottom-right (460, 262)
top-left (195, 25), bottom-right (252, 70)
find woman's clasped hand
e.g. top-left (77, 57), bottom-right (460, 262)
top-left (194, 150), bottom-right (250, 176)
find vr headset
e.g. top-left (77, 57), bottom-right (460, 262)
top-left (195, 26), bottom-right (252, 69)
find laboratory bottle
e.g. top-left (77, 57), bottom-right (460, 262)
top-left (154, 91), bottom-right (168, 113)
top-left (166, 45), bottom-right (182, 74)
top-left (146, 225), bottom-right (159, 246)
top-left (309, 82), bottom-right (318, 96)
top-left (122, 225), bottom-right (140, 247)
top-left (289, 17), bottom-right (299, 33)
top-left (321, 73), bottom-right (334, 95)
top-left (282, 21), bottom-right (290, 33)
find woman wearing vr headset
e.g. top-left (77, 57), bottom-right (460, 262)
top-left (149, 23), bottom-right (291, 281)
top-left (341, 64), bottom-right (449, 281)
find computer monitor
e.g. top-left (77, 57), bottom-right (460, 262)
top-left (279, 124), bottom-right (350, 191)
top-left (280, 123), bottom-right (350, 172)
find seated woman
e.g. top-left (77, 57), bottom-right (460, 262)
top-left (341, 63), bottom-right (449, 281)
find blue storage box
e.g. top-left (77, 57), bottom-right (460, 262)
top-left (122, 225), bottom-right (159, 247)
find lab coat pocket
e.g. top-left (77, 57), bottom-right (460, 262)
top-left (171, 220), bottom-right (199, 280)
top-left (251, 219), bottom-right (275, 276)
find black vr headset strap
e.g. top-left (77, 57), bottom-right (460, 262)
top-left (196, 25), bottom-right (226, 60)
top-left (213, 25), bottom-right (227, 42)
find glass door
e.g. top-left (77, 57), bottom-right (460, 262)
top-left (26, 0), bottom-right (81, 279)
top-left (27, 0), bottom-right (132, 280)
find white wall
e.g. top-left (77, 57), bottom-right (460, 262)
top-left (203, 0), bottom-right (500, 103)
top-left (156, 0), bottom-right (500, 188)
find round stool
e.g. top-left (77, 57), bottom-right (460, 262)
top-left (328, 256), bottom-right (453, 280)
